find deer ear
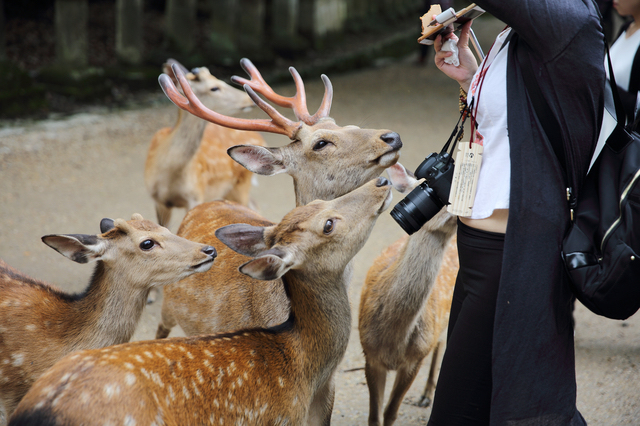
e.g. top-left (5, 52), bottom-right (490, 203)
top-left (227, 145), bottom-right (286, 176)
top-left (215, 224), bottom-right (269, 257)
top-left (100, 218), bottom-right (115, 233)
top-left (387, 163), bottom-right (418, 194)
top-left (239, 254), bottom-right (291, 281)
top-left (42, 234), bottom-right (107, 264)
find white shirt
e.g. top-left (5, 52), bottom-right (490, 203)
top-left (465, 28), bottom-right (511, 219)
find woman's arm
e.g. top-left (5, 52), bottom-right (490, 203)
top-left (472, 0), bottom-right (597, 61)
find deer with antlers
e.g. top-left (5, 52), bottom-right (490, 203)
top-left (145, 59), bottom-right (266, 227)
top-left (0, 214), bottom-right (215, 424)
top-left (154, 58), bottom-right (403, 338)
top-left (10, 177), bottom-right (394, 426)
top-left (359, 164), bottom-right (459, 426)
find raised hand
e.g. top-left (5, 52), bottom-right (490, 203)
top-left (434, 20), bottom-right (479, 92)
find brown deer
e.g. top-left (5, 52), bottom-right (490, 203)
top-left (9, 177), bottom-right (394, 426)
top-left (0, 214), bottom-right (215, 424)
top-left (145, 59), bottom-right (266, 227)
top-left (155, 58), bottom-right (402, 338)
top-left (358, 163), bottom-right (459, 426)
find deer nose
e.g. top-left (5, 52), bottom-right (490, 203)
top-left (202, 245), bottom-right (217, 258)
top-left (376, 177), bottom-right (390, 187)
top-left (381, 132), bottom-right (403, 150)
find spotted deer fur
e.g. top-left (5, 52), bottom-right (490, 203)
top-left (10, 178), bottom-right (393, 426)
top-left (0, 214), bottom-right (215, 424)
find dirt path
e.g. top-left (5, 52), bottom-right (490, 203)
top-left (1, 22), bottom-right (639, 424)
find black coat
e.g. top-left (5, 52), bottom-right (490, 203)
top-left (472, 1), bottom-right (605, 424)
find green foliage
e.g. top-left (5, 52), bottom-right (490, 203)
top-left (0, 61), bottom-right (47, 118)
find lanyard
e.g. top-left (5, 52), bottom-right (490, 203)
top-left (469, 26), bottom-right (511, 146)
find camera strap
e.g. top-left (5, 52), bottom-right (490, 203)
top-left (441, 98), bottom-right (473, 166)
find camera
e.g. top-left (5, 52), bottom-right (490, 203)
top-left (390, 152), bottom-right (454, 235)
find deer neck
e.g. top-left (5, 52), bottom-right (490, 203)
top-left (386, 229), bottom-right (452, 322)
top-left (283, 268), bottom-right (352, 381)
top-left (292, 179), bottom-right (343, 207)
top-left (67, 263), bottom-right (149, 351)
top-left (163, 109), bottom-right (208, 171)
top-left (293, 182), bottom-right (318, 206)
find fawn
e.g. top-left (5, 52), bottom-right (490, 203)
top-left (155, 58), bottom-right (402, 338)
top-left (145, 59), bottom-right (266, 227)
top-left (10, 177), bottom-right (394, 426)
top-left (0, 214), bottom-right (215, 424)
top-left (358, 164), bottom-right (459, 426)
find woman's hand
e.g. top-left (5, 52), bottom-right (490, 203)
top-left (434, 20), bottom-right (479, 92)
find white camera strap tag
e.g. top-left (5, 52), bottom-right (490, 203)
top-left (448, 142), bottom-right (483, 216)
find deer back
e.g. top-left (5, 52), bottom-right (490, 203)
top-left (10, 178), bottom-right (393, 426)
top-left (162, 201), bottom-right (290, 335)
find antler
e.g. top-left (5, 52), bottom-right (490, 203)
top-left (231, 58), bottom-right (333, 125)
top-left (164, 58), bottom-right (189, 77)
top-left (159, 64), bottom-right (301, 138)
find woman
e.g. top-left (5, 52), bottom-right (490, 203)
top-left (427, 1), bottom-right (605, 425)
top-left (610, 0), bottom-right (640, 123)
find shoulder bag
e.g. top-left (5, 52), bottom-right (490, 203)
top-left (520, 35), bottom-right (640, 320)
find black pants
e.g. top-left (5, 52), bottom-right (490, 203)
top-left (428, 219), bottom-right (505, 426)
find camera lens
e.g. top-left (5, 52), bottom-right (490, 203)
top-left (390, 182), bottom-right (445, 235)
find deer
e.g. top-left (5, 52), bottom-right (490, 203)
top-left (358, 163), bottom-right (459, 426)
top-left (154, 58), bottom-right (403, 338)
top-left (0, 214), bottom-right (215, 424)
top-left (144, 59), bottom-right (266, 228)
top-left (9, 177), bottom-right (394, 426)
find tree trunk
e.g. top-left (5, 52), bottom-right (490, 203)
top-left (271, 0), bottom-right (298, 42)
top-left (209, 0), bottom-right (237, 40)
top-left (116, 0), bottom-right (143, 65)
top-left (55, 0), bottom-right (88, 67)
top-left (299, 0), bottom-right (346, 48)
top-left (0, 0), bottom-right (6, 60)
top-left (237, 0), bottom-right (265, 50)
top-left (166, 0), bottom-right (197, 54)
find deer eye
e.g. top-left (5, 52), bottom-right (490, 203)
top-left (323, 219), bottom-right (335, 235)
top-left (313, 140), bottom-right (331, 151)
top-left (140, 239), bottom-right (155, 250)
top-left (210, 87), bottom-right (220, 92)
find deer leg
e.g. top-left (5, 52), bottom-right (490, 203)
top-left (308, 374), bottom-right (335, 426)
top-left (365, 361), bottom-right (387, 426)
top-left (382, 363), bottom-right (421, 426)
top-left (155, 301), bottom-right (178, 339)
top-left (418, 341), bottom-right (444, 408)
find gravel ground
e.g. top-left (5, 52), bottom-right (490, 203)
top-left (1, 20), bottom-right (639, 425)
